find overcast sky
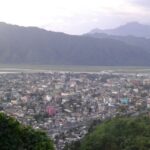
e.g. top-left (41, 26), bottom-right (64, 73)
top-left (0, 0), bottom-right (150, 34)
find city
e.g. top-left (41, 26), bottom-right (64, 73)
top-left (0, 71), bottom-right (150, 149)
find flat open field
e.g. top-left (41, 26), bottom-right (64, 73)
top-left (0, 64), bottom-right (150, 73)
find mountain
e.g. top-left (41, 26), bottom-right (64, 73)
top-left (0, 22), bottom-right (150, 66)
top-left (85, 32), bottom-right (150, 52)
top-left (90, 22), bottom-right (150, 38)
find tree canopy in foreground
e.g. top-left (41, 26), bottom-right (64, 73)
top-left (66, 116), bottom-right (150, 150)
top-left (0, 113), bottom-right (54, 150)
top-left (81, 116), bottom-right (150, 150)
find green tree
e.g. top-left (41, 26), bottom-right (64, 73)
top-left (79, 116), bottom-right (150, 150)
top-left (0, 113), bottom-right (54, 150)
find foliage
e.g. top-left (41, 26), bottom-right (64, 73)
top-left (0, 113), bottom-right (54, 150)
top-left (78, 116), bottom-right (150, 150)
top-left (63, 141), bottom-right (81, 150)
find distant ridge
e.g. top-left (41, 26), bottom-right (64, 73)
top-left (0, 22), bottom-right (150, 66)
top-left (89, 22), bottom-right (150, 38)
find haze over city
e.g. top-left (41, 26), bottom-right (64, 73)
top-left (0, 0), bottom-right (150, 34)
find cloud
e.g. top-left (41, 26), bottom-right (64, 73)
top-left (128, 0), bottom-right (150, 8)
top-left (0, 0), bottom-right (150, 34)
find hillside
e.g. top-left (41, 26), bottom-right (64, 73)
top-left (65, 116), bottom-right (150, 150)
top-left (0, 22), bottom-right (150, 66)
top-left (0, 113), bottom-right (54, 150)
top-left (90, 22), bottom-right (150, 38)
top-left (85, 32), bottom-right (150, 52)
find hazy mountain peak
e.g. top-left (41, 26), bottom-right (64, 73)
top-left (117, 22), bottom-right (147, 30)
top-left (89, 22), bottom-right (150, 38)
top-left (90, 28), bottom-right (103, 34)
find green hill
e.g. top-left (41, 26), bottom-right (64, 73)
top-left (0, 113), bottom-right (54, 150)
top-left (66, 116), bottom-right (150, 150)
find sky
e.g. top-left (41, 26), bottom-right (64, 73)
top-left (0, 0), bottom-right (150, 34)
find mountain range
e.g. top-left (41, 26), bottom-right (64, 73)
top-left (0, 22), bottom-right (150, 66)
top-left (90, 22), bottom-right (150, 38)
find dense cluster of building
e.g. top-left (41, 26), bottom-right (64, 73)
top-left (0, 71), bottom-right (150, 149)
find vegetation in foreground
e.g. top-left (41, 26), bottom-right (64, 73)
top-left (64, 116), bottom-right (150, 150)
top-left (0, 113), bottom-right (54, 150)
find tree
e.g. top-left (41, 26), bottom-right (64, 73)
top-left (79, 116), bottom-right (150, 150)
top-left (0, 113), bottom-right (54, 150)
top-left (63, 141), bottom-right (81, 150)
